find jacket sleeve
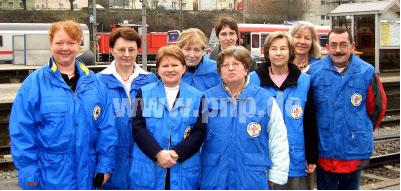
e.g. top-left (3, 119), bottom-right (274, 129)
top-left (366, 73), bottom-right (387, 129)
top-left (132, 89), bottom-right (163, 162)
top-left (173, 96), bottom-right (206, 163)
top-left (9, 80), bottom-right (40, 185)
top-left (95, 81), bottom-right (117, 173)
top-left (267, 98), bottom-right (289, 185)
top-left (303, 87), bottom-right (318, 165)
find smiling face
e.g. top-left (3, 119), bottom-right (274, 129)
top-left (111, 37), bottom-right (138, 67)
top-left (181, 43), bottom-right (204, 67)
top-left (157, 56), bottom-right (186, 87)
top-left (50, 29), bottom-right (80, 67)
top-left (268, 37), bottom-right (290, 69)
top-left (293, 28), bottom-right (313, 56)
top-left (327, 32), bottom-right (355, 68)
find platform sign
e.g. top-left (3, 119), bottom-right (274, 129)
top-left (167, 30), bottom-right (180, 45)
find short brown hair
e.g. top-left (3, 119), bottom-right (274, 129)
top-left (156, 45), bottom-right (186, 69)
top-left (215, 17), bottom-right (239, 44)
top-left (290, 21), bottom-right (321, 58)
top-left (263, 31), bottom-right (295, 64)
top-left (328, 27), bottom-right (353, 43)
top-left (109, 27), bottom-right (141, 48)
top-left (176, 28), bottom-right (208, 50)
top-left (48, 20), bottom-right (83, 44)
top-left (217, 46), bottom-right (251, 74)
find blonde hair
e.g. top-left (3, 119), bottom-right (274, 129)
top-left (48, 20), bottom-right (83, 44)
top-left (176, 28), bottom-right (208, 50)
top-left (290, 21), bottom-right (321, 58)
top-left (263, 31), bottom-right (295, 64)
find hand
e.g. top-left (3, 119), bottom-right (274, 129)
top-left (268, 181), bottom-right (275, 188)
top-left (25, 182), bottom-right (38, 187)
top-left (102, 173), bottom-right (111, 186)
top-left (156, 150), bottom-right (176, 168)
top-left (169, 150), bottom-right (179, 161)
top-left (306, 163), bottom-right (316, 173)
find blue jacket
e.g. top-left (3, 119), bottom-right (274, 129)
top-left (309, 55), bottom-right (375, 160)
top-left (97, 62), bottom-right (157, 189)
top-left (182, 57), bottom-right (221, 91)
top-left (201, 82), bottom-right (289, 189)
top-left (130, 81), bottom-right (203, 190)
top-left (9, 58), bottom-right (117, 189)
top-left (249, 66), bottom-right (311, 177)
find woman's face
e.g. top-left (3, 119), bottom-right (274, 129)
top-left (220, 56), bottom-right (247, 86)
top-left (50, 29), bottom-right (80, 66)
top-left (157, 56), bottom-right (186, 87)
top-left (293, 28), bottom-right (312, 56)
top-left (218, 26), bottom-right (238, 50)
top-left (111, 38), bottom-right (138, 68)
top-left (269, 38), bottom-right (290, 68)
top-left (181, 43), bottom-right (204, 67)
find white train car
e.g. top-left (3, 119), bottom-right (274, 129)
top-left (0, 23), bottom-right (90, 64)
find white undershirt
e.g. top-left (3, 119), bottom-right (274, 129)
top-left (164, 85), bottom-right (180, 111)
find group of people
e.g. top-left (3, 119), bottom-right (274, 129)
top-left (9, 17), bottom-right (386, 190)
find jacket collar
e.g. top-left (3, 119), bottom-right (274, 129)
top-left (322, 54), bottom-right (360, 75)
top-left (255, 61), bottom-right (301, 91)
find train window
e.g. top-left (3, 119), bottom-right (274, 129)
top-left (252, 34), bottom-right (260, 48)
top-left (261, 34), bottom-right (269, 45)
top-left (0, 36), bottom-right (2, 47)
top-left (319, 35), bottom-right (328, 47)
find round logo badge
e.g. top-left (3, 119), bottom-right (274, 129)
top-left (351, 93), bottom-right (363, 106)
top-left (290, 105), bottom-right (303, 119)
top-left (184, 126), bottom-right (191, 139)
top-left (93, 105), bottom-right (101, 121)
top-left (247, 122), bottom-right (261, 137)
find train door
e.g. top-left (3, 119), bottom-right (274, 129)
top-left (250, 32), bottom-right (261, 58)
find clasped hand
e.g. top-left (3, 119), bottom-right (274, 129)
top-left (156, 150), bottom-right (179, 168)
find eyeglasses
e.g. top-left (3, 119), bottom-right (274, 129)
top-left (115, 47), bottom-right (137, 55)
top-left (219, 32), bottom-right (237, 38)
top-left (221, 62), bottom-right (242, 69)
top-left (328, 42), bottom-right (349, 50)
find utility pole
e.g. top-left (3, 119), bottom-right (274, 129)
top-left (243, 0), bottom-right (245, 23)
top-left (92, 0), bottom-right (97, 65)
top-left (179, 0), bottom-right (183, 30)
top-left (141, 0), bottom-right (147, 70)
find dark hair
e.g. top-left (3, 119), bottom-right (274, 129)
top-left (215, 17), bottom-right (239, 44)
top-left (217, 46), bottom-right (251, 74)
top-left (328, 27), bottom-right (353, 43)
top-left (109, 27), bottom-right (141, 48)
top-left (263, 31), bottom-right (295, 64)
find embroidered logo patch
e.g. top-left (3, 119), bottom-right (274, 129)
top-left (93, 105), bottom-right (101, 120)
top-left (290, 105), bottom-right (303, 119)
top-left (351, 93), bottom-right (362, 106)
top-left (247, 122), bottom-right (261, 137)
top-left (184, 126), bottom-right (191, 139)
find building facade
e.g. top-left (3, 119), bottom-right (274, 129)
top-left (303, 0), bottom-right (399, 26)
top-left (0, 0), bottom-right (34, 10)
top-left (33, 0), bottom-right (88, 10)
top-left (198, 0), bottom-right (235, 11)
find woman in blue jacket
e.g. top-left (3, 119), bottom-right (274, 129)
top-left (130, 45), bottom-right (206, 189)
top-left (9, 20), bottom-right (117, 190)
top-left (97, 27), bottom-right (157, 189)
top-left (177, 28), bottom-right (221, 91)
top-left (201, 46), bottom-right (289, 189)
top-left (249, 31), bottom-right (318, 189)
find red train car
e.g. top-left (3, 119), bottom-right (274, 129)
top-left (96, 23), bottom-right (168, 63)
